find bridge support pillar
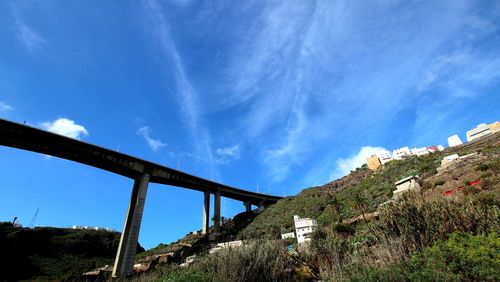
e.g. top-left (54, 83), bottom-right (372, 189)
top-left (214, 191), bottom-right (221, 233)
top-left (202, 191), bottom-right (210, 234)
top-left (112, 173), bottom-right (150, 278)
top-left (244, 201), bottom-right (251, 212)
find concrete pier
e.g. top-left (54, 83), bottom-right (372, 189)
top-left (244, 201), bottom-right (251, 212)
top-left (112, 173), bottom-right (150, 277)
top-left (202, 191), bottom-right (210, 234)
top-left (214, 191), bottom-right (221, 233)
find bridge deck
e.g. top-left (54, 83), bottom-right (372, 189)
top-left (0, 119), bottom-right (281, 205)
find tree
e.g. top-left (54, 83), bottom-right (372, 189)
top-left (327, 196), bottom-right (344, 223)
top-left (224, 218), bottom-right (235, 241)
top-left (353, 192), bottom-right (368, 222)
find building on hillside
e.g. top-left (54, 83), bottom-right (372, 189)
top-left (392, 175), bottom-right (422, 199)
top-left (437, 145), bottom-right (445, 151)
top-left (72, 225), bottom-right (114, 232)
top-left (426, 146), bottom-right (438, 153)
top-left (440, 154), bottom-right (459, 168)
top-left (392, 147), bottom-right (412, 160)
top-left (437, 153), bottom-right (480, 172)
top-left (377, 151), bottom-right (393, 164)
top-left (294, 215), bottom-right (317, 244)
top-left (466, 123), bottom-right (493, 142)
top-left (281, 232), bottom-right (295, 240)
top-left (411, 147), bottom-right (430, 156)
top-left (209, 240), bottom-right (244, 254)
top-left (366, 155), bottom-right (382, 171)
top-left (489, 121), bottom-right (500, 133)
top-left (447, 134), bottom-right (463, 147)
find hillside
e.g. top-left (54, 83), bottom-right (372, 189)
top-left (143, 132), bottom-right (499, 281)
top-left (0, 223), bottom-right (144, 281)
top-left (239, 132), bottom-right (499, 239)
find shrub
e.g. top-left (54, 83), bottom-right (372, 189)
top-left (192, 240), bottom-right (297, 282)
top-left (408, 232), bottom-right (500, 282)
top-left (481, 172), bottom-right (493, 179)
top-left (160, 268), bottom-right (209, 282)
top-left (348, 264), bottom-right (409, 282)
top-left (373, 192), bottom-right (499, 255)
top-left (433, 179), bottom-right (446, 187)
top-left (333, 223), bottom-right (356, 235)
top-left (344, 232), bottom-right (500, 282)
top-left (476, 163), bottom-right (490, 172)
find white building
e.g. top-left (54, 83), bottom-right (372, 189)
top-left (71, 225), bottom-right (114, 232)
top-left (410, 147), bottom-right (430, 156)
top-left (447, 134), bottom-right (463, 147)
top-left (440, 154), bottom-right (459, 168)
top-left (393, 175), bottom-right (422, 199)
top-left (294, 215), bottom-right (317, 244)
top-left (466, 123), bottom-right (493, 142)
top-left (376, 151), bottom-right (393, 164)
top-left (392, 147), bottom-right (412, 160)
top-left (281, 232), bottom-right (295, 240)
top-left (490, 121), bottom-right (500, 133)
top-left (437, 145), bottom-right (445, 151)
top-left (438, 153), bottom-right (479, 172)
top-left (209, 240), bottom-right (244, 254)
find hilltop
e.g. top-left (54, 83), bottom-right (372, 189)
top-left (0, 223), bottom-right (144, 281)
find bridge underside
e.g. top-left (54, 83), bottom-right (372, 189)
top-left (0, 118), bottom-right (281, 277)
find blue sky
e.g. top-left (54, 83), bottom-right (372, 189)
top-left (0, 0), bottom-right (499, 249)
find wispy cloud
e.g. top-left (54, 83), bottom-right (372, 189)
top-left (141, 0), bottom-right (219, 179)
top-left (200, 1), bottom-right (496, 187)
top-left (40, 118), bottom-right (88, 140)
top-left (137, 1), bottom-right (500, 193)
top-left (137, 126), bottom-right (167, 152)
top-left (418, 50), bottom-right (500, 97)
top-left (13, 12), bottom-right (46, 55)
top-left (0, 101), bottom-right (13, 112)
top-left (215, 145), bottom-right (240, 164)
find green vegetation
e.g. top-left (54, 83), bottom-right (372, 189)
top-left (433, 179), bottom-right (446, 187)
top-left (349, 232), bottom-right (500, 282)
top-left (0, 223), bottom-right (143, 281)
top-left (136, 240), bottom-right (299, 282)
top-left (149, 192), bottom-right (499, 281)
top-left (149, 133), bottom-right (499, 281)
top-left (241, 151), bottom-right (444, 238)
top-left (3, 134), bottom-right (498, 281)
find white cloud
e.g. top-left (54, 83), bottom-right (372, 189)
top-left (215, 145), bottom-right (240, 164)
top-left (13, 14), bottom-right (46, 55)
top-left (41, 118), bottom-right (89, 140)
top-left (331, 146), bottom-right (389, 180)
top-left (137, 126), bottom-right (167, 152)
top-left (0, 101), bottom-right (13, 112)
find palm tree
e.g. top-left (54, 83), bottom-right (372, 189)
top-left (353, 192), bottom-right (368, 222)
top-left (327, 196), bottom-right (344, 223)
top-left (225, 218), bottom-right (235, 241)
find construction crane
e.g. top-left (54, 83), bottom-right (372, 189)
top-left (29, 208), bottom-right (40, 228)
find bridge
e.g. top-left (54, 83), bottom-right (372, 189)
top-left (0, 118), bottom-right (281, 277)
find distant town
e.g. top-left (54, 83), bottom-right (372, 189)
top-left (365, 121), bottom-right (499, 171)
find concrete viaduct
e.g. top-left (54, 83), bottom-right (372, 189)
top-left (0, 118), bottom-right (281, 277)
